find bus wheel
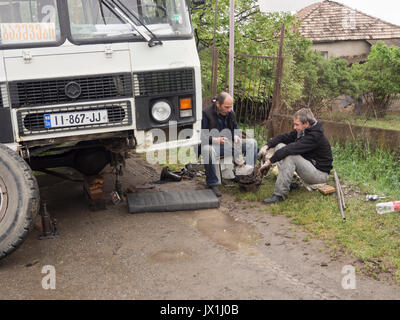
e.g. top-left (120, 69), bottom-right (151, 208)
top-left (0, 144), bottom-right (40, 260)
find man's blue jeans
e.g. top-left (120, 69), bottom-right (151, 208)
top-left (201, 139), bottom-right (258, 187)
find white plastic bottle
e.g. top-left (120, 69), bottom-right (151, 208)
top-left (376, 201), bottom-right (400, 215)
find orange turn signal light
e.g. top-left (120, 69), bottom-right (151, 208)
top-left (179, 98), bottom-right (192, 110)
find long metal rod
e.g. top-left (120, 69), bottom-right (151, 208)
top-left (339, 179), bottom-right (346, 210)
top-left (334, 170), bottom-right (346, 220)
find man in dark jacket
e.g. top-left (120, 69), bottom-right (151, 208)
top-left (201, 92), bottom-right (258, 197)
top-left (259, 108), bottom-right (333, 203)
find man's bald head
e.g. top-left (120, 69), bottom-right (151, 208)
top-left (215, 92), bottom-right (233, 116)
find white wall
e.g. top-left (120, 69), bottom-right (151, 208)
top-left (313, 40), bottom-right (370, 59)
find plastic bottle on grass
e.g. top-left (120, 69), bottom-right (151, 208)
top-left (376, 201), bottom-right (400, 215)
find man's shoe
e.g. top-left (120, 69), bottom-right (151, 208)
top-left (210, 185), bottom-right (222, 197)
top-left (262, 194), bottom-right (284, 204)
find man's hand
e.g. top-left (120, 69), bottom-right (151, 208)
top-left (234, 135), bottom-right (241, 145)
top-left (259, 159), bottom-right (272, 176)
top-left (213, 137), bottom-right (227, 145)
top-left (257, 145), bottom-right (269, 162)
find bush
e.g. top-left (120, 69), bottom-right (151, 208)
top-left (352, 41), bottom-right (400, 118)
top-left (293, 50), bottom-right (358, 113)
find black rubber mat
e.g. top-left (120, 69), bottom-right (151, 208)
top-left (127, 189), bottom-right (220, 214)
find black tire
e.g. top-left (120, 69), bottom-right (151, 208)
top-left (0, 144), bottom-right (40, 260)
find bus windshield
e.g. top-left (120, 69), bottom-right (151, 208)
top-left (67, 0), bottom-right (192, 43)
top-left (0, 0), bottom-right (61, 47)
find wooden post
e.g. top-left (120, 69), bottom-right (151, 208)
top-left (269, 25), bottom-right (285, 120)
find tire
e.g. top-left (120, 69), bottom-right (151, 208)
top-left (0, 144), bottom-right (40, 260)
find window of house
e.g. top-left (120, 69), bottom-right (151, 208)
top-left (319, 51), bottom-right (329, 59)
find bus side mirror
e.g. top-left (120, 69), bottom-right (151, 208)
top-left (192, 0), bottom-right (206, 6)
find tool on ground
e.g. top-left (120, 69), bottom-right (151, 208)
top-left (317, 185), bottom-right (336, 195)
top-left (333, 169), bottom-right (346, 220)
top-left (365, 195), bottom-right (386, 202)
top-left (153, 165), bottom-right (197, 184)
top-left (39, 202), bottom-right (58, 240)
top-left (160, 166), bottom-right (182, 182)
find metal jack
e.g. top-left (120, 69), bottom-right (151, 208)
top-left (111, 165), bottom-right (123, 205)
top-left (39, 202), bottom-right (58, 240)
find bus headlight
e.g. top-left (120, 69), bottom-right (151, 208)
top-left (151, 100), bottom-right (172, 123)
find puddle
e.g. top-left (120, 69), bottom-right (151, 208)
top-left (188, 210), bottom-right (263, 253)
top-left (150, 249), bottom-right (192, 263)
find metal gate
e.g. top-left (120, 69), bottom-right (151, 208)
top-left (201, 27), bottom-right (284, 141)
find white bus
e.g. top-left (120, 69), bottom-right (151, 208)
top-left (0, 0), bottom-right (204, 259)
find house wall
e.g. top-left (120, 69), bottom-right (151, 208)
top-left (312, 40), bottom-right (370, 59)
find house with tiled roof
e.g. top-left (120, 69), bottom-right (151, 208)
top-left (296, 0), bottom-right (400, 63)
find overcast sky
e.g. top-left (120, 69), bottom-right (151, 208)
top-left (258, 0), bottom-right (400, 26)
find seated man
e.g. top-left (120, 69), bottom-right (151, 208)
top-left (259, 108), bottom-right (333, 203)
top-left (201, 92), bottom-right (258, 197)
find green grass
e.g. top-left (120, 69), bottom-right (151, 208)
top-left (332, 141), bottom-right (400, 197)
top-left (222, 140), bottom-right (400, 282)
top-left (320, 111), bottom-right (400, 131)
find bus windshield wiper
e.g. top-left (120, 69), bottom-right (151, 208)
top-left (99, 0), bottom-right (163, 47)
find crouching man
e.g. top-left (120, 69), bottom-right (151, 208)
top-left (201, 92), bottom-right (258, 197)
top-left (259, 108), bottom-right (333, 204)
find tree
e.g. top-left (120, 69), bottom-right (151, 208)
top-left (296, 51), bottom-right (358, 113)
top-left (353, 41), bottom-right (400, 118)
top-left (192, 0), bottom-right (358, 114)
top-left (192, 0), bottom-right (309, 107)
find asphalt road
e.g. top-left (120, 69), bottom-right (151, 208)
top-left (0, 155), bottom-right (399, 300)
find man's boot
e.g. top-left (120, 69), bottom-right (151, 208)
top-left (210, 185), bottom-right (222, 197)
top-left (262, 194), bottom-right (283, 204)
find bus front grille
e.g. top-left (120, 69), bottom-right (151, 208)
top-left (133, 68), bottom-right (194, 97)
top-left (9, 73), bottom-right (133, 108)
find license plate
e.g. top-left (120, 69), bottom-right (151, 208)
top-left (44, 110), bottom-right (109, 128)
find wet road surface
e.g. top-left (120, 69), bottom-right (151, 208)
top-left (0, 155), bottom-right (399, 299)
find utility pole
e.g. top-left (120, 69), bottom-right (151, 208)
top-left (229, 0), bottom-right (235, 98)
top-left (211, 0), bottom-right (219, 98)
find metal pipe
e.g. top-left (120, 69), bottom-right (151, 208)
top-left (334, 170), bottom-right (346, 220)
